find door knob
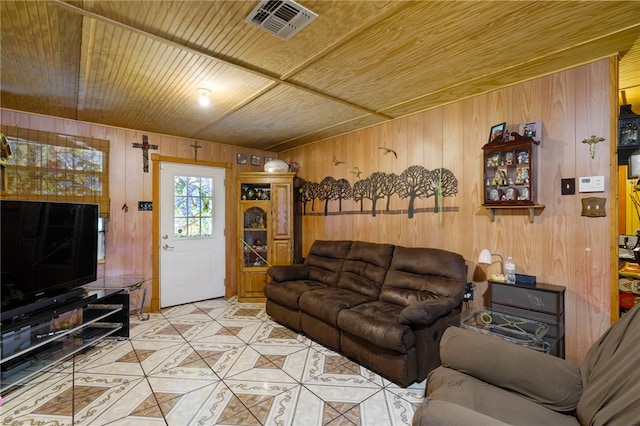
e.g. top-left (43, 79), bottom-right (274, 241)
top-left (162, 244), bottom-right (174, 250)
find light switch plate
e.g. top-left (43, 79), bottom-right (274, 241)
top-left (561, 178), bottom-right (575, 195)
top-left (578, 176), bottom-right (605, 193)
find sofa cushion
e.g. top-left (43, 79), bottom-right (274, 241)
top-left (338, 241), bottom-right (395, 298)
top-left (264, 280), bottom-right (328, 310)
top-left (298, 287), bottom-right (373, 326)
top-left (427, 367), bottom-right (580, 426)
top-left (380, 247), bottom-right (466, 307)
top-left (337, 301), bottom-right (415, 353)
top-left (304, 240), bottom-right (353, 287)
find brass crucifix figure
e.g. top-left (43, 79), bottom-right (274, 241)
top-left (582, 135), bottom-right (604, 160)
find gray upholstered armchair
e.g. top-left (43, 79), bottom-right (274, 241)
top-left (414, 302), bottom-right (640, 425)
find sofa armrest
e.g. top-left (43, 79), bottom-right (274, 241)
top-left (439, 326), bottom-right (582, 412)
top-left (399, 298), bottom-right (455, 326)
top-left (412, 399), bottom-right (511, 426)
top-left (267, 264), bottom-right (309, 282)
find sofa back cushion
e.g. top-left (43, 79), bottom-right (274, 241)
top-left (304, 240), bottom-right (353, 287)
top-left (577, 302), bottom-right (640, 425)
top-left (337, 241), bottom-right (395, 298)
top-left (380, 246), bottom-right (466, 307)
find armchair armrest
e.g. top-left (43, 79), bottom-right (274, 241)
top-left (439, 326), bottom-right (582, 412)
top-left (413, 399), bottom-right (511, 426)
top-left (399, 298), bottom-right (455, 326)
top-left (267, 264), bottom-right (309, 282)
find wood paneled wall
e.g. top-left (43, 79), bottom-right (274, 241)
top-left (0, 57), bottom-right (616, 363)
top-left (281, 58), bottom-right (616, 364)
top-left (0, 108), bottom-right (275, 305)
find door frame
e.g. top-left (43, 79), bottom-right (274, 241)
top-left (151, 154), bottom-right (232, 311)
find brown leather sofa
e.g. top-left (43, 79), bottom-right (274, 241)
top-left (264, 240), bottom-right (467, 387)
top-left (413, 302), bottom-right (640, 425)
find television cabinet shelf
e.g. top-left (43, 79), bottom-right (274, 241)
top-left (0, 276), bottom-right (148, 392)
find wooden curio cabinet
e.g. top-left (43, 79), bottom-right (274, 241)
top-left (237, 172), bottom-right (295, 302)
top-left (482, 135), bottom-right (543, 222)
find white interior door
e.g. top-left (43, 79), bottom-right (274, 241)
top-left (160, 162), bottom-right (225, 307)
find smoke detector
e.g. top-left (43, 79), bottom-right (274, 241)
top-left (244, 0), bottom-right (318, 40)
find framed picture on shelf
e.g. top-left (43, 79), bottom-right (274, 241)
top-left (489, 122), bottom-right (506, 143)
top-left (518, 121), bottom-right (542, 142)
top-left (237, 153), bottom-right (247, 164)
top-left (264, 156), bottom-right (273, 163)
top-left (251, 155), bottom-right (261, 166)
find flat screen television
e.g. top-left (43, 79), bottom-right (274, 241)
top-left (1, 200), bottom-right (99, 321)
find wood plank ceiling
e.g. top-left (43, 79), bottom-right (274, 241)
top-left (1, 1), bottom-right (639, 152)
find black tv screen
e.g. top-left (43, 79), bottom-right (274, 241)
top-left (1, 200), bottom-right (98, 319)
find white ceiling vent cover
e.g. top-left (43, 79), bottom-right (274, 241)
top-left (245, 0), bottom-right (318, 40)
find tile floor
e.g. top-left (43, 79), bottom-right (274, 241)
top-left (0, 297), bottom-right (425, 425)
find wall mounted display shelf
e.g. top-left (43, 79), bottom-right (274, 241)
top-left (482, 133), bottom-right (544, 222)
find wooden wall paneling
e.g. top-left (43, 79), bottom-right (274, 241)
top-left (573, 61), bottom-right (612, 356)
top-left (442, 102), bottom-right (466, 256)
top-left (610, 58), bottom-right (622, 323)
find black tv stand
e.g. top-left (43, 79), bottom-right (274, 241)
top-left (0, 287), bottom-right (129, 393)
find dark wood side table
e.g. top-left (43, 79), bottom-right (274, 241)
top-left (488, 280), bottom-right (565, 358)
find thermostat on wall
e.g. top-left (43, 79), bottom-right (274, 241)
top-left (578, 176), bottom-right (605, 193)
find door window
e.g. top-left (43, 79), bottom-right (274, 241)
top-left (173, 175), bottom-right (213, 238)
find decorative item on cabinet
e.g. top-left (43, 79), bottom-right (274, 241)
top-left (482, 124), bottom-right (544, 222)
top-left (237, 172), bottom-right (295, 302)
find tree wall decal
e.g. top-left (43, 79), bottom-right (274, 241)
top-left (297, 165), bottom-right (458, 219)
top-left (396, 165), bottom-right (431, 218)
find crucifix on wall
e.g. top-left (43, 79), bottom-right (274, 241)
top-left (191, 141), bottom-right (202, 161)
top-left (132, 135), bottom-right (158, 173)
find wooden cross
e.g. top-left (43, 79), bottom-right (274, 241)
top-left (191, 141), bottom-right (202, 161)
top-left (582, 135), bottom-right (604, 160)
top-left (132, 135), bottom-right (158, 172)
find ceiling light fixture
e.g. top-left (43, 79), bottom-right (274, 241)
top-left (197, 88), bottom-right (211, 107)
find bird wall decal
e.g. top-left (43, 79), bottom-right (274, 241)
top-left (378, 147), bottom-right (397, 159)
top-left (350, 166), bottom-right (363, 179)
top-left (333, 155), bottom-right (345, 165)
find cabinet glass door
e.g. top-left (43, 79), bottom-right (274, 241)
top-left (242, 206), bottom-right (268, 267)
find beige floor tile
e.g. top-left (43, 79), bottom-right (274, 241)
top-left (3, 297), bottom-right (423, 426)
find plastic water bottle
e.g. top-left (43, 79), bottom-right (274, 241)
top-left (505, 257), bottom-right (516, 284)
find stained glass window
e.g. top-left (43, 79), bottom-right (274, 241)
top-left (174, 175), bottom-right (213, 238)
top-left (0, 126), bottom-right (110, 217)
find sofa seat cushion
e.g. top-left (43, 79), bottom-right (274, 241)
top-left (298, 287), bottom-right (373, 326)
top-left (427, 367), bottom-right (580, 426)
top-left (337, 301), bottom-right (415, 353)
top-left (264, 280), bottom-right (328, 310)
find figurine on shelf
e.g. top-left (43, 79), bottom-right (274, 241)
top-left (517, 151), bottom-right (529, 164)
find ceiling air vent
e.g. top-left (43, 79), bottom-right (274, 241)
top-left (244, 0), bottom-right (318, 40)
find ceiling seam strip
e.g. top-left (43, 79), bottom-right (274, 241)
top-left (377, 25), bottom-right (640, 117)
top-left (278, 2), bottom-right (408, 81)
top-left (51, 0), bottom-right (393, 121)
top-left (264, 114), bottom-right (384, 152)
top-left (191, 83), bottom-right (281, 138)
